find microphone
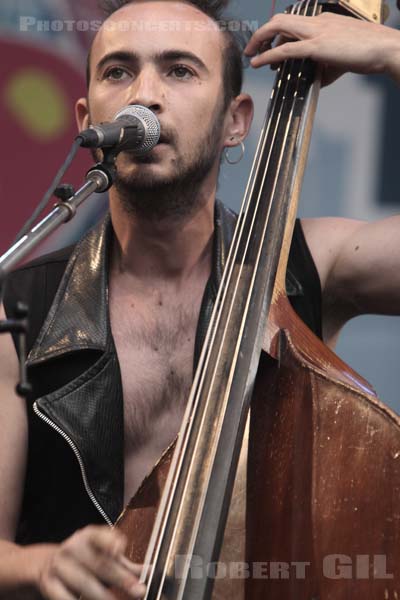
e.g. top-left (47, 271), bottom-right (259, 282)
top-left (77, 105), bottom-right (161, 155)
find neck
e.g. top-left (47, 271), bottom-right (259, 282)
top-left (109, 188), bottom-right (215, 284)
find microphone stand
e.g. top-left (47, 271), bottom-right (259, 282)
top-left (0, 153), bottom-right (117, 397)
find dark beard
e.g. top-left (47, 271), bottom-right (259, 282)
top-left (113, 107), bottom-right (225, 222)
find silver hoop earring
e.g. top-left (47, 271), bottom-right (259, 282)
top-left (224, 141), bottom-right (245, 165)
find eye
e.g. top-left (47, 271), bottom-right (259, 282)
top-left (169, 65), bottom-right (194, 80)
top-left (104, 67), bottom-right (129, 81)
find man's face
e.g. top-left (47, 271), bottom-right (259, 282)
top-left (81, 0), bottom-right (230, 213)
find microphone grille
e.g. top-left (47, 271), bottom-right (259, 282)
top-left (114, 105), bottom-right (161, 155)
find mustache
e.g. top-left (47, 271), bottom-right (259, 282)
top-left (122, 125), bottom-right (176, 162)
top-left (124, 125), bottom-right (176, 158)
top-left (156, 125), bottom-right (175, 145)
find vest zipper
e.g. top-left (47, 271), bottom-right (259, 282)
top-left (33, 401), bottom-right (113, 526)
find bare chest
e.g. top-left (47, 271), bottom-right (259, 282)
top-left (109, 289), bottom-right (201, 504)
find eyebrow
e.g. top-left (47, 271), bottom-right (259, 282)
top-left (95, 49), bottom-right (209, 76)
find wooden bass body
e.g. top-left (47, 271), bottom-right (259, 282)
top-left (113, 288), bottom-right (400, 598)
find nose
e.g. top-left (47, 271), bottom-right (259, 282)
top-left (128, 67), bottom-right (163, 114)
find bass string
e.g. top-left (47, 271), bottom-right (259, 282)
top-left (177, 0), bottom-right (321, 540)
top-left (203, 0), bottom-right (321, 366)
top-left (187, 0), bottom-right (320, 390)
top-left (142, 0), bottom-right (320, 595)
top-left (170, 0), bottom-right (311, 421)
top-left (141, 46), bottom-right (297, 592)
top-left (138, 39), bottom-right (297, 593)
top-left (174, 0), bottom-right (318, 463)
top-left (145, 0), bottom-right (314, 592)
top-left (163, 0), bottom-right (321, 579)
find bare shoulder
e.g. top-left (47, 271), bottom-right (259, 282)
top-left (0, 303), bottom-right (28, 541)
top-left (300, 216), bottom-right (366, 292)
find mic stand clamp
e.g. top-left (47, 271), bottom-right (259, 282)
top-left (0, 152), bottom-right (116, 282)
top-left (54, 184), bottom-right (77, 221)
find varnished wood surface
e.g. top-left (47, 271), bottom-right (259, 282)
top-left (112, 297), bottom-right (400, 598)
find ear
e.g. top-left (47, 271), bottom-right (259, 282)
top-left (223, 93), bottom-right (254, 148)
top-left (75, 97), bottom-right (90, 132)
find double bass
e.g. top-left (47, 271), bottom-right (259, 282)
top-left (111, 0), bottom-right (400, 598)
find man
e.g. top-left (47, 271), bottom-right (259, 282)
top-left (0, 0), bottom-right (399, 598)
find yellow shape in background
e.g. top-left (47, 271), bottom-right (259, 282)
top-left (4, 68), bottom-right (69, 141)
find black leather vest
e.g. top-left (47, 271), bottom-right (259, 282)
top-left (3, 201), bottom-right (322, 544)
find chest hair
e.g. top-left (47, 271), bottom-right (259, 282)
top-left (110, 298), bottom-right (198, 454)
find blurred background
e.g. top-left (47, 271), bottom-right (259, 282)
top-left (0, 0), bottom-right (399, 410)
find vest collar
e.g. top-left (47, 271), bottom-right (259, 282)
top-left (27, 201), bottom-right (237, 367)
top-left (27, 216), bottom-right (111, 366)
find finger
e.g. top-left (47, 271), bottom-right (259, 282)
top-left (118, 555), bottom-right (143, 578)
top-left (114, 557), bottom-right (146, 598)
top-left (85, 526), bottom-right (127, 558)
top-left (64, 527), bottom-right (140, 593)
top-left (129, 581), bottom-right (147, 599)
top-left (244, 14), bottom-right (316, 56)
top-left (52, 559), bottom-right (114, 600)
top-left (41, 576), bottom-right (77, 600)
top-left (274, 33), bottom-right (296, 48)
top-left (84, 544), bottom-right (142, 592)
top-left (249, 40), bottom-right (311, 68)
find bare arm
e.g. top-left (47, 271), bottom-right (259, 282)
top-left (301, 217), bottom-right (400, 343)
top-left (245, 13), bottom-right (400, 340)
top-left (0, 304), bottom-right (145, 599)
top-left (0, 303), bottom-right (28, 541)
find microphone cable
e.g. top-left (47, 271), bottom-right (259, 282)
top-left (12, 137), bottom-right (83, 244)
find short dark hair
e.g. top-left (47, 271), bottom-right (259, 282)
top-left (86, 0), bottom-right (251, 108)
